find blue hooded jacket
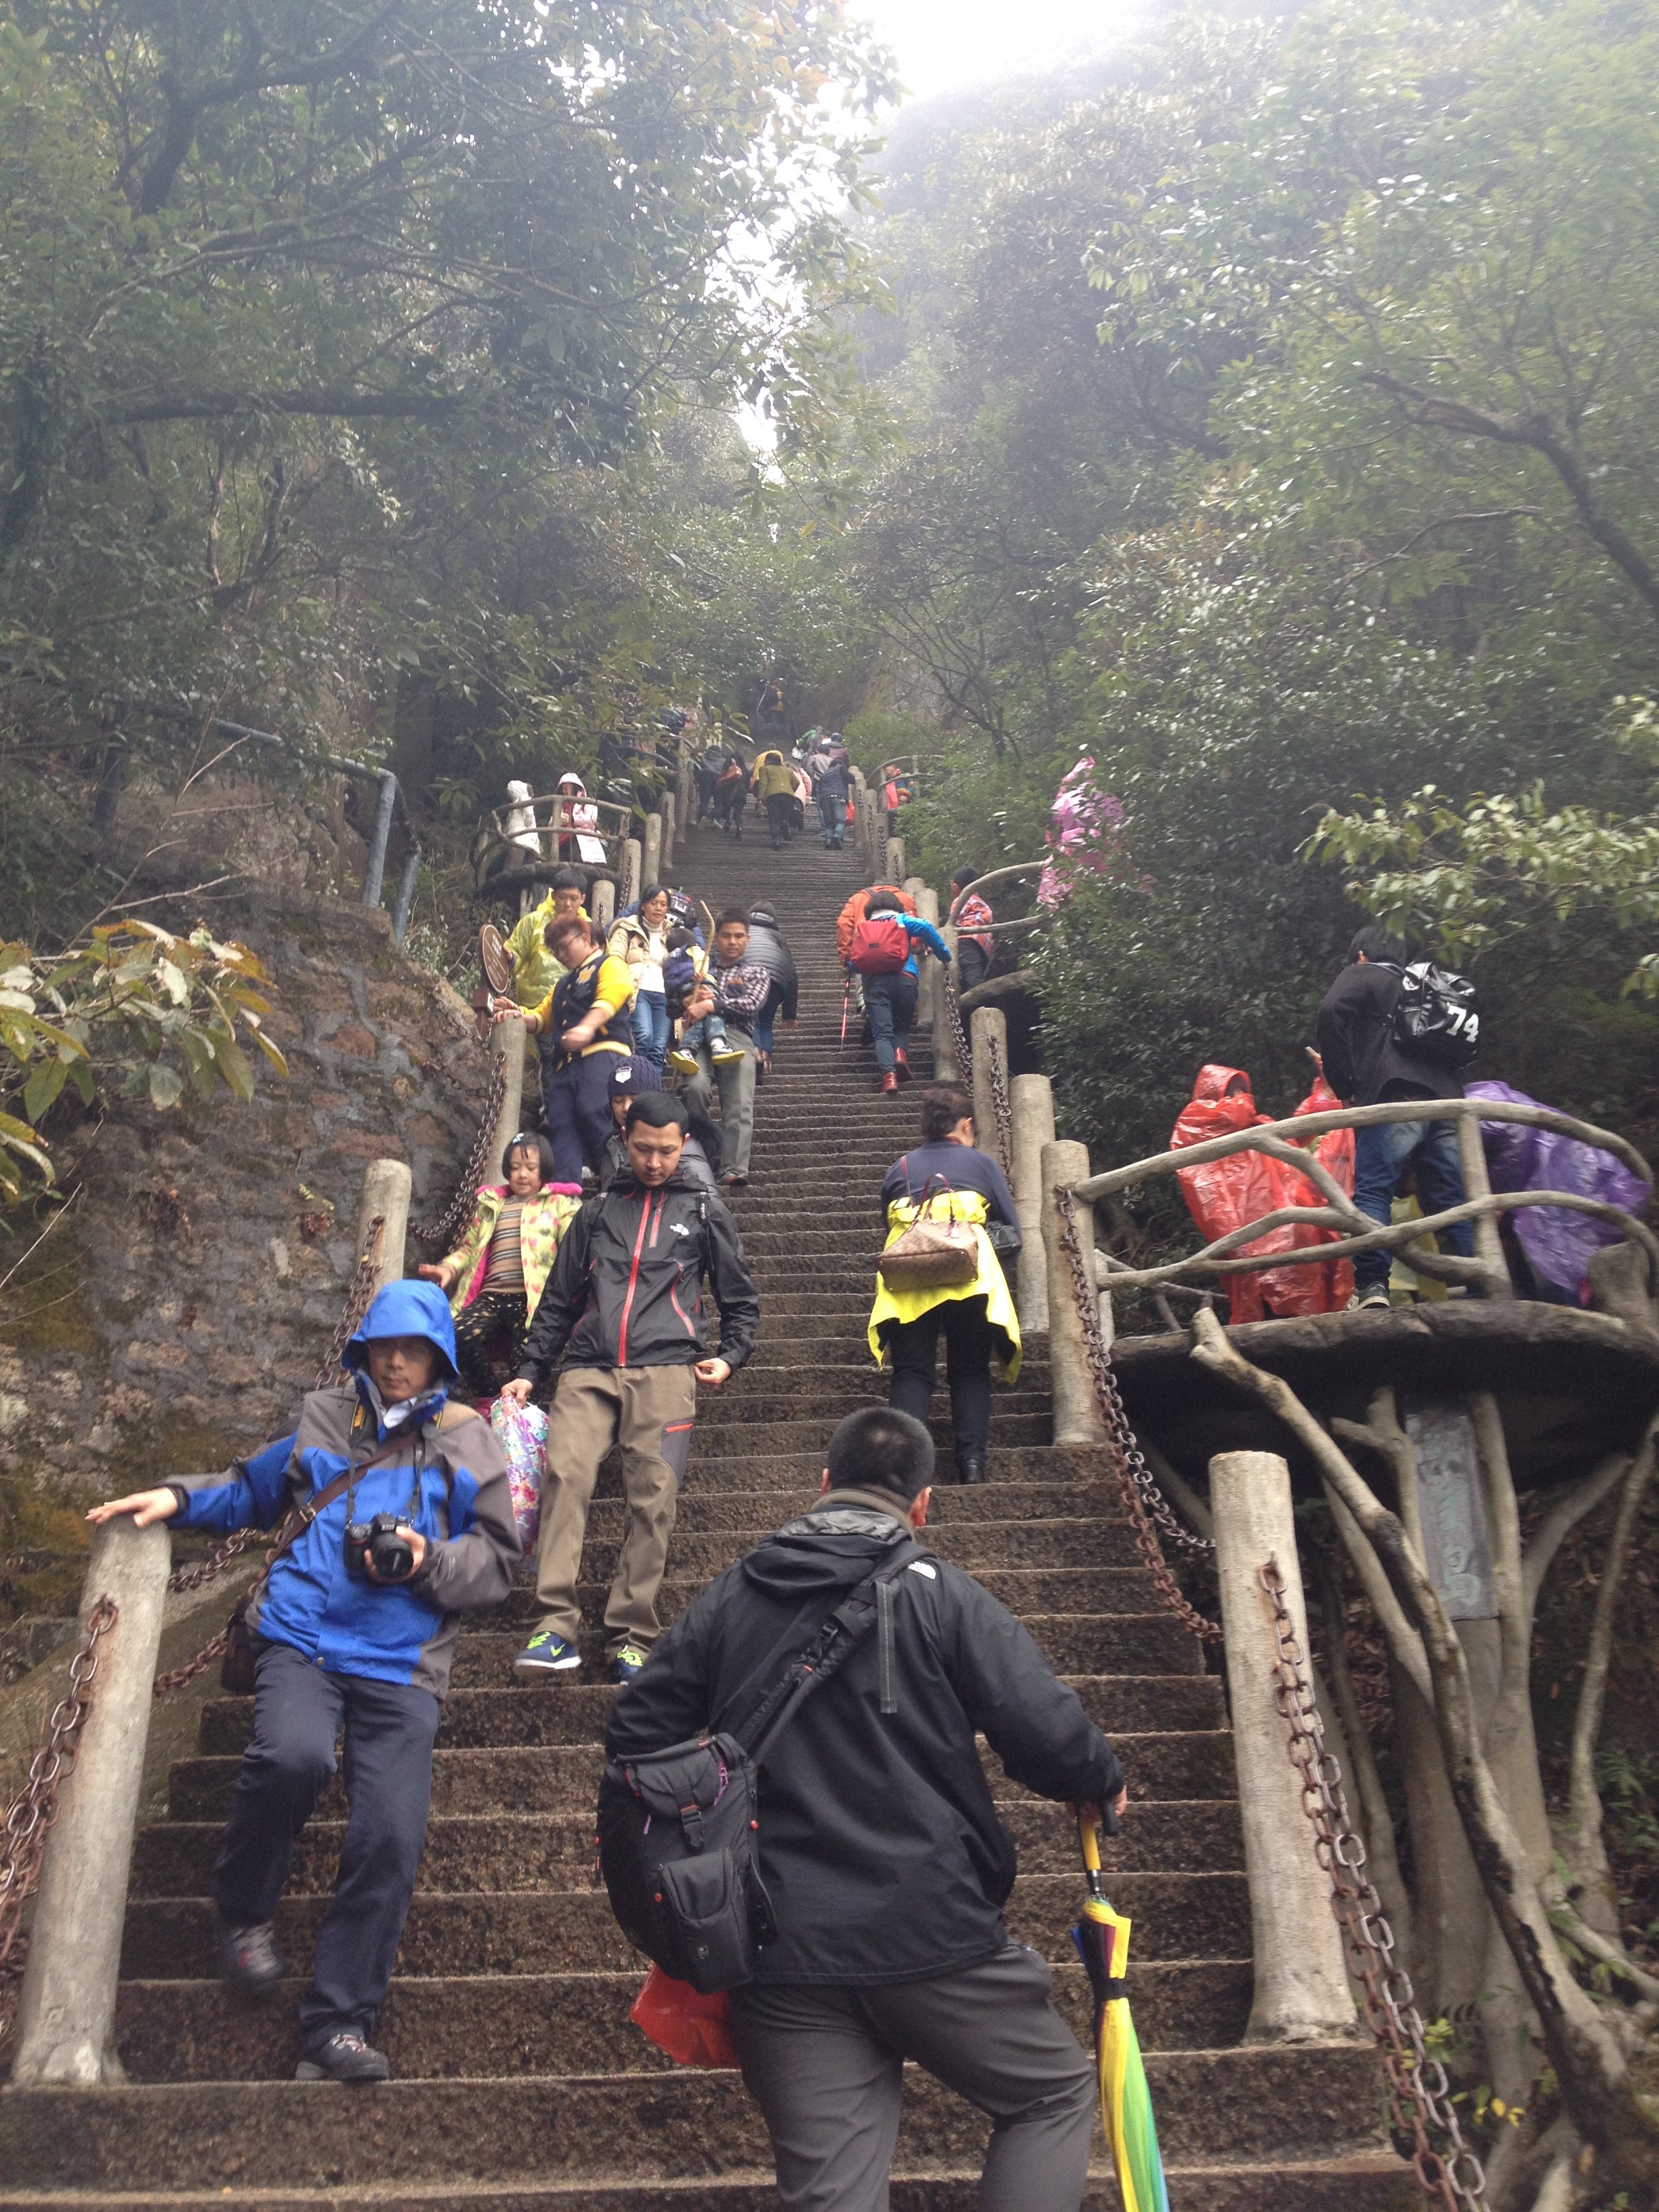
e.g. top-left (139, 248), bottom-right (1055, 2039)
top-left (168, 1280), bottom-right (518, 1693)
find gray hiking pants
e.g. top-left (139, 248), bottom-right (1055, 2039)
top-left (730, 1940), bottom-right (1096, 2212)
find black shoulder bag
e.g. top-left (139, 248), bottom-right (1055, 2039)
top-left (596, 1541), bottom-right (921, 1994)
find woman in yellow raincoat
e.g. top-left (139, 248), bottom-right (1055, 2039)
top-left (869, 1086), bottom-right (1021, 1486)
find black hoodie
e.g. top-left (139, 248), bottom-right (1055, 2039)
top-left (605, 1494), bottom-right (1122, 1985)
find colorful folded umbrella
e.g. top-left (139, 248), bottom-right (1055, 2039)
top-left (1072, 1810), bottom-right (1170, 2212)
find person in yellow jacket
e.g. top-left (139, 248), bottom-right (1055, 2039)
top-left (502, 868), bottom-right (589, 1011)
top-left (754, 750), bottom-right (798, 849)
top-left (417, 1132), bottom-right (583, 1399)
top-left (868, 1086), bottom-right (1022, 1486)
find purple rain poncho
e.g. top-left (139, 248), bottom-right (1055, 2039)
top-left (1468, 1080), bottom-right (1647, 1298)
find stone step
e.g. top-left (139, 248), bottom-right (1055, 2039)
top-left (110, 1959), bottom-right (1254, 2081)
top-left (472, 1564), bottom-right (1156, 1633)
top-left (432, 1611), bottom-right (1204, 1685)
top-left (197, 1673), bottom-right (1227, 1755)
top-left (686, 1412), bottom-right (1054, 1459)
top-left (0, 2047), bottom-right (1391, 2188)
top-left (123, 1868), bottom-right (1251, 1984)
top-left (167, 1730), bottom-right (1235, 1821)
top-left (0, 2163), bottom-right (1422, 2212)
top-left (129, 1799), bottom-right (1241, 1899)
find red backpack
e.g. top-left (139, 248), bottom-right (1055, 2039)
top-left (848, 914), bottom-right (909, 975)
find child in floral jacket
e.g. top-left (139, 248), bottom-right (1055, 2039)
top-left (418, 1132), bottom-right (581, 1398)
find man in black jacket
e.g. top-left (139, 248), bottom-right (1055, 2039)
top-left (502, 1093), bottom-right (759, 1684)
top-left (607, 1405), bottom-right (1124, 2211)
top-left (1313, 926), bottom-right (1473, 1309)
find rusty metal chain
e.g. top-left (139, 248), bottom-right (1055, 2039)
top-left (1261, 1561), bottom-right (1490, 2211)
top-left (152, 1219), bottom-right (388, 1700)
top-left (1054, 1186), bottom-right (1223, 1648)
top-left (945, 977), bottom-right (972, 1082)
top-left (0, 1595), bottom-right (118, 2045)
top-left (985, 1023), bottom-right (1013, 1176)
top-left (411, 1048), bottom-right (509, 1249)
top-left (313, 1216), bottom-right (386, 1391)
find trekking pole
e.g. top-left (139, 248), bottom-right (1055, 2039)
top-left (840, 974), bottom-right (851, 1046)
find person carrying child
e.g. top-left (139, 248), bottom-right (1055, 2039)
top-left (417, 1132), bottom-right (582, 1401)
top-left (85, 1281), bottom-right (520, 2083)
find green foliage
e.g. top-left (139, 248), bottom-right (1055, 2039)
top-left (0, 920), bottom-right (285, 1202)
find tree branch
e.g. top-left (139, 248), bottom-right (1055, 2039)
top-left (1523, 1452), bottom-right (1634, 1616)
top-left (1359, 369), bottom-right (1659, 623)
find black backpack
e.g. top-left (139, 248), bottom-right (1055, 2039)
top-left (1391, 960), bottom-right (1481, 1067)
top-left (596, 1542), bottom-right (921, 1994)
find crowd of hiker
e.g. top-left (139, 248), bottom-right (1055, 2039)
top-left (73, 699), bottom-right (1645, 2212)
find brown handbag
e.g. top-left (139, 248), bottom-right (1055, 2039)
top-left (876, 1170), bottom-right (979, 1295)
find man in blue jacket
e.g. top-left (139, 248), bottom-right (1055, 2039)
top-left (87, 1279), bottom-right (520, 2083)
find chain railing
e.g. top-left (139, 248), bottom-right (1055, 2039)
top-left (1053, 1186), bottom-right (1223, 1646)
top-left (1261, 1559), bottom-right (1490, 2210)
top-left (0, 1594), bottom-right (118, 2047)
top-left (985, 1023), bottom-right (1013, 1176)
top-left (945, 977), bottom-right (972, 1082)
top-left (411, 1051), bottom-right (509, 1250)
top-left (150, 1216), bottom-right (386, 1700)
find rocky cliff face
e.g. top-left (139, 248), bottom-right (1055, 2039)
top-left (0, 898), bottom-right (487, 1536)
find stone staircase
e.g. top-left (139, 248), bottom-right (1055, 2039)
top-left (0, 813), bottom-right (1412, 2207)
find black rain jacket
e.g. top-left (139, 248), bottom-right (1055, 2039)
top-left (1313, 961), bottom-right (1462, 1107)
top-left (605, 1493), bottom-right (1123, 1984)
top-left (517, 1166), bottom-right (758, 1379)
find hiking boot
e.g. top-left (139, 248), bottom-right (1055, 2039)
top-left (216, 1911), bottom-right (284, 1997)
top-left (711, 1038), bottom-right (745, 1065)
top-left (893, 1048), bottom-right (912, 1083)
top-left (295, 2032), bottom-right (390, 2083)
top-left (607, 1643), bottom-right (650, 1685)
top-left (512, 1630), bottom-right (581, 1677)
top-left (878, 1070), bottom-right (900, 1094)
top-left (956, 1450), bottom-right (988, 1487)
top-left (719, 1170), bottom-right (747, 1189)
top-left (665, 1046), bottom-right (699, 1076)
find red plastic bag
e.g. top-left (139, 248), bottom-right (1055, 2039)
top-left (1169, 1067), bottom-right (1351, 1319)
top-left (630, 1965), bottom-right (739, 2068)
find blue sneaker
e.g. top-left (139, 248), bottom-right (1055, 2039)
top-left (607, 1643), bottom-right (650, 1685)
top-left (512, 1630), bottom-right (581, 1679)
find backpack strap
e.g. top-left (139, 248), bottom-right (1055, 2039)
top-left (740, 1540), bottom-right (924, 1765)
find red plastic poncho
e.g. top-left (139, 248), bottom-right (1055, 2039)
top-left (1169, 1067), bottom-right (1352, 1321)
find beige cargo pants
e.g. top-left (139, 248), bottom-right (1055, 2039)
top-left (534, 1364), bottom-right (696, 1656)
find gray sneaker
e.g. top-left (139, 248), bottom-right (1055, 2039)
top-left (295, 2031), bottom-right (390, 2083)
top-left (216, 1911), bottom-right (284, 1997)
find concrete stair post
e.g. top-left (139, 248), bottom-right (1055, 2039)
top-left (909, 882), bottom-right (937, 1030)
top-left (642, 811), bottom-right (663, 892)
top-left (969, 1004), bottom-right (1011, 1176)
top-left (660, 792), bottom-right (676, 875)
top-left (11, 1519), bottom-right (172, 2085)
top-left (884, 835), bottom-right (905, 884)
top-left (619, 836), bottom-right (642, 910)
top-left (487, 1015), bottom-right (527, 1167)
top-left (1010, 1073), bottom-right (1055, 1332)
top-left (591, 876), bottom-right (616, 930)
top-left (356, 1156), bottom-right (411, 1290)
top-left (1042, 1138), bottom-right (1107, 1448)
top-left (1209, 1451), bottom-right (1357, 2044)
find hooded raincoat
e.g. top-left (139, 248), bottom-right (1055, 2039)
top-left (165, 1280), bottom-right (520, 1694)
top-left (1169, 1066), bottom-right (1353, 1321)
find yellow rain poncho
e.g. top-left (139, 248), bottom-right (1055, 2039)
top-left (867, 1186), bottom-right (1021, 1384)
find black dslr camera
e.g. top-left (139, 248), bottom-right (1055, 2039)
top-left (344, 1512), bottom-right (420, 1584)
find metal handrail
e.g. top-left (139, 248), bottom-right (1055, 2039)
top-left (1071, 1095), bottom-right (1656, 1301)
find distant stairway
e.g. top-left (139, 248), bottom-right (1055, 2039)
top-left (0, 812), bottom-right (1412, 2209)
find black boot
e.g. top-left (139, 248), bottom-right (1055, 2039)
top-left (956, 1450), bottom-right (987, 1486)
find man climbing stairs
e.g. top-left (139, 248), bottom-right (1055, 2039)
top-left (0, 817), bottom-right (1412, 2207)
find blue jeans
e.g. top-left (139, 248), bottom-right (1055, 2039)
top-left (1353, 1115), bottom-right (1473, 1294)
top-left (819, 791), bottom-right (845, 844)
top-left (680, 1012), bottom-right (726, 1055)
top-left (633, 989), bottom-right (670, 1073)
top-left (865, 971), bottom-right (918, 1072)
top-left (753, 981), bottom-right (784, 1058)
